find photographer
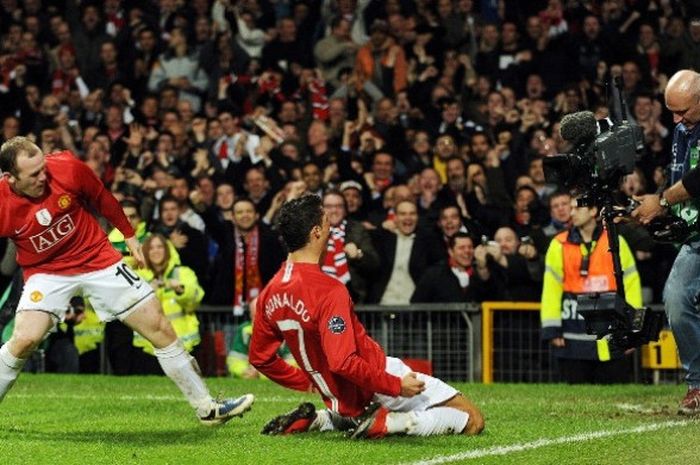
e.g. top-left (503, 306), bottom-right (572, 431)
top-left (542, 198), bottom-right (642, 384)
top-left (492, 227), bottom-right (543, 302)
top-left (632, 69), bottom-right (700, 414)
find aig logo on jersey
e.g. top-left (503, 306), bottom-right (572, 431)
top-left (35, 208), bottom-right (52, 226)
top-left (29, 214), bottom-right (76, 252)
top-left (327, 316), bottom-right (346, 334)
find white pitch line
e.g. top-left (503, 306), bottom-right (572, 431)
top-left (614, 402), bottom-right (657, 414)
top-left (403, 420), bottom-right (693, 465)
top-left (9, 393), bottom-right (305, 403)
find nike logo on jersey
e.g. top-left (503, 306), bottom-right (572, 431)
top-left (14, 224), bottom-right (28, 235)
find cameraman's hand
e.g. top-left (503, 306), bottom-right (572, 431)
top-left (631, 194), bottom-right (664, 224)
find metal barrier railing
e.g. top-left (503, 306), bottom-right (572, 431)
top-left (50, 300), bottom-right (685, 385)
top-left (195, 303), bottom-right (481, 382)
top-left (481, 302), bottom-right (553, 384)
top-left (481, 301), bottom-right (684, 385)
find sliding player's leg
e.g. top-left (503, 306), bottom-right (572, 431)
top-left (261, 402), bottom-right (359, 435)
top-left (352, 357), bottom-right (484, 438)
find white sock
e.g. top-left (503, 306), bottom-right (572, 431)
top-left (310, 409), bottom-right (335, 432)
top-left (385, 411), bottom-right (417, 434)
top-left (154, 340), bottom-right (212, 415)
top-left (406, 407), bottom-right (469, 436)
top-left (0, 344), bottom-right (26, 402)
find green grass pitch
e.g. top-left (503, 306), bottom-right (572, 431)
top-left (1, 375), bottom-right (699, 465)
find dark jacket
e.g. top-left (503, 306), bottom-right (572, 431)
top-left (341, 220), bottom-right (380, 304)
top-left (206, 221), bottom-right (285, 305)
top-left (368, 228), bottom-right (443, 303)
top-left (498, 254), bottom-right (543, 302)
top-left (411, 261), bottom-right (505, 303)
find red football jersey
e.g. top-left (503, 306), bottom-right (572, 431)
top-left (0, 151), bottom-right (134, 279)
top-left (250, 261), bottom-right (402, 417)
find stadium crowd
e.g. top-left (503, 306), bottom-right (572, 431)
top-left (0, 0), bottom-right (696, 377)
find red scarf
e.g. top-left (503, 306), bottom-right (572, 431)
top-left (234, 226), bottom-right (262, 314)
top-left (375, 177), bottom-right (392, 193)
top-left (51, 68), bottom-right (77, 96)
top-left (322, 220), bottom-right (350, 284)
top-left (308, 77), bottom-right (329, 121)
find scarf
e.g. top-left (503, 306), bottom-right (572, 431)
top-left (234, 226), bottom-right (262, 316)
top-left (449, 257), bottom-right (473, 289)
top-left (308, 77), bottom-right (329, 121)
top-left (322, 220), bottom-right (351, 284)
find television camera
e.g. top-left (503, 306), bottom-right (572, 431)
top-left (543, 79), bottom-right (665, 359)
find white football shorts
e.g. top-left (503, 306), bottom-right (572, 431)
top-left (17, 261), bottom-right (154, 322)
top-left (373, 357), bottom-right (460, 412)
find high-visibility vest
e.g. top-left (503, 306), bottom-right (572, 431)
top-left (541, 227), bottom-right (642, 360)
top-left (558, 229), bottom-right (616, 294)
top-left (133, 263), bottom-right (203, 356)
top-left (73, 304), bottom-right (105, 355)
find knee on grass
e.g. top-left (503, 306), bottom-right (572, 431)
top-left (440, 393), bottom-right (485, 435)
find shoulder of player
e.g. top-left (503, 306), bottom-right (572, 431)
top-left (46, 150), bottom-right (78, 161)
top-left (305, 265), bottom-right (346, 290)
top-left (314, 274), bottom-right (351, 308)
top-left (45, 150), bottom-right (81, 171)
top-left (46, 150), bottom-right (80, 163)
top-left (284, 263), bottom-right (348, 298)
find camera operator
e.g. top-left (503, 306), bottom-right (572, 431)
top-left (542, 198), bottom-right (642, 384)
top-left (632, 69), bottom-right (700, 414)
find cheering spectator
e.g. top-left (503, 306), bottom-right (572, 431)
top-left (131, 234), bottom-right (204, 375)
top-left (355, 20), bottom-right (407, 97)
top-left (149, 27), bottom-right (209, 112)
top-left (370, 200), bottom-right (442, 304)
top-left (151, 195), bottom-right (209, 282)
top-left (207, 198), bottom-right (285, 314)
top-left (321, 190), bottom-right (379, 303)
top-left (411, 232), bottom-right (504, 303)
top-left (314, 17), bottom-right (359, 89)
top-left (491, 226), bottom-right (543, 301)
top-left (261, 17), bottom-right (312, 72)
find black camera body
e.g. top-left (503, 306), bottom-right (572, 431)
top-left (543, 118), bottom-right (643, 195)
top-left (592, 122), bottom-right (643, 184)
top-left (543, 107), bottom-right (663, 356)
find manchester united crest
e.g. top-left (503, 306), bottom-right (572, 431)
top-left (30, 290), bottom-right (43, 302)
top-left (58, 194), bottom-right (71, 210)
